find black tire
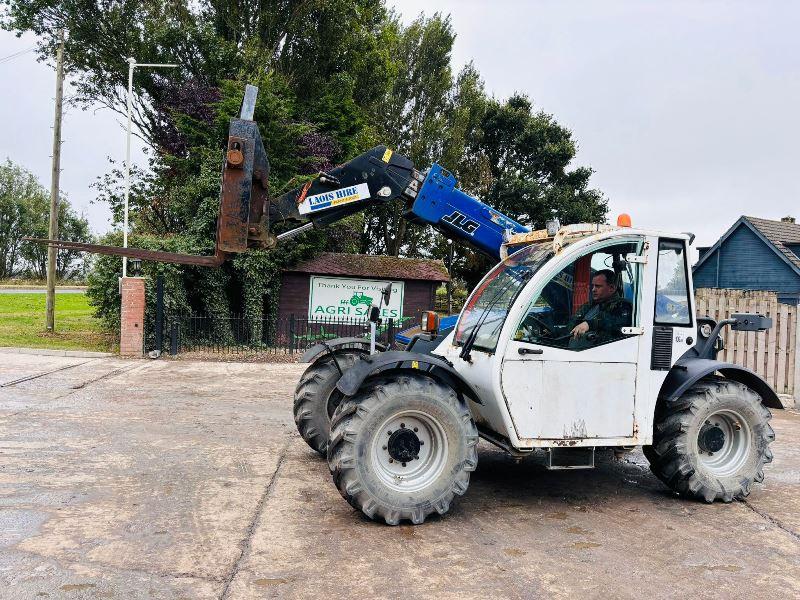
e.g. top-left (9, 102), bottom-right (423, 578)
top-left (327, 375), bottom-right (479, 525)
top-left (646, 377), bottom-right (775, 503)
top-left (293, 351), bottom-right (364, 455)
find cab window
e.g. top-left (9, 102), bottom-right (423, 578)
top-left (514, 241), bottom-right (640, 351)
top-left (654, 239), bottom-right (692, 326)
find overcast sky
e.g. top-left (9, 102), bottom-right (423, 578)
top-left (1, 1), bottom-right (799, 254)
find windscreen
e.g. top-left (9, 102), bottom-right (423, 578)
top-left (454, 242), bottom-right (553, 353)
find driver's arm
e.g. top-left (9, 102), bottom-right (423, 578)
top-left (590, 303), bottom-right (632, 335)
top-left (568, 305), bottom-right (590, 338)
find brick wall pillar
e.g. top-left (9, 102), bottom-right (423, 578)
top-left (120, 277), bottom-right (145, 357)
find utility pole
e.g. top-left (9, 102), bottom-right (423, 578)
top-left (45, 29), bottom-right (65, 331)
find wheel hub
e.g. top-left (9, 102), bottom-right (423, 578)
top-left (698, 423), bottom-right (726, 454)
top-left (387, 427), bottom-right (421, 463)
top-left (372, 411), bottom-right (448, 493)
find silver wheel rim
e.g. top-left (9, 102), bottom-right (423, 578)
top-left (371, 410), bottom-right (448, 492)
top-left (697, 409), bottom-right (752, 477)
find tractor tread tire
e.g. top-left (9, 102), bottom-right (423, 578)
top-left (293, 351), bottom-right (364, 456)
top-left (328, 375), bottom-right (478, 525)
top-left (645, 376), bottom-right (774, 503)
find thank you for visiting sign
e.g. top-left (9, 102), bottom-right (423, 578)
top-left (308, 276), bottom-right (404, 322)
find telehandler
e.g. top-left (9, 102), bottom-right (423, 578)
top-left (29, 86), bottom-right (779, 525)
top-left (302, 223), bottom-right (779, 524)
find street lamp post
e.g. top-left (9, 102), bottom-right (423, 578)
top-left (122, 57), bottom-right (177, 278)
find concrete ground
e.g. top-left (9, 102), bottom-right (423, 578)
top-left (0, 354), bottom-right (798, 600)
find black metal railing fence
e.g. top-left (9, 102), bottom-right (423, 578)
top-left (153, 313), bottom-right (417, 356)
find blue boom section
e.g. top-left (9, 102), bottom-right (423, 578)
top-left (407, 164), bottom-right (530, 260)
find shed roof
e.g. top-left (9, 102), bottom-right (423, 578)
top-left (693, 216), bottom-right (800, 277)
top-left (286, 252), bottom-right (449, 282)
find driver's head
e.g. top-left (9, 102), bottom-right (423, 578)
top-left (591, 270), bottom-right (617, 303)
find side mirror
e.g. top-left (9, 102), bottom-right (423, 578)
top-left (382, 282), bottom-right (392, 305)
top-left (731, 313), bottom-right (772, 332)
top-left (369, 305), bottom-right (381, 323)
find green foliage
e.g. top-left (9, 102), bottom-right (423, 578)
top-left (0, 160), bottom-right (91, 279)
top-left (20, 194), bottom-right (92, 280)
top-left (0, 160), bottom-right (43, 278)
top-left (5, 1), bottom-right (610, 328)
top-left (480, 94), bottom-right (607, 227)
top-left (363, 12), bottom-right (456, 256)
top-left (454, 94), bottom-right (608, 287)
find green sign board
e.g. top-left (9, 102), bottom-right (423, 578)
top-left (308, 276), bottom-right (404, 322)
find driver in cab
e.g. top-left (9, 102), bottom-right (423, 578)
top-left (569, 269), bottom-right (632, 349)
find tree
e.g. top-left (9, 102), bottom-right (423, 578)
top-left (0, 160), bottom-right (92, 279)
top-left (362, 12), bottom-right (456, 256)
top-left (2, 1), bottom-right (393, 153)
top-left (0, 160), bottom-right (43, 278)
top-left (454, 94), bottom-right (608, 288)
top-left (5, 1), bottom-right (609, 326)
top-left (19, 197), bottom-right (92, 280)
top-left (479, 94), bottom-right (607, 228)
top-left (3, 1), bottom-right (396, 327)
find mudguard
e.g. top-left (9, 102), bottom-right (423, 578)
top-left (336, 350), bottom-right (483, 404)
top-left (299, 337), bottom-right (387, 364)
top-left (659, 357), bottom-right (782, 409)
top-left (405, 331), bottom-right (450, 355)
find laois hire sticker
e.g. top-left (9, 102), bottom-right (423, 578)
top-left (298, 182), bottom-right (371, 215)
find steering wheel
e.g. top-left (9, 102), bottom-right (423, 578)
top-left (524, 313), bottom-right (557, 337)
top-left (549, 332), bottom-right (574, 343)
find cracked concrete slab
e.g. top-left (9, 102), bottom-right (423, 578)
top-left (0, 354), bottom-right (798, 599)
top-left (0, 354), bottom-right (304, 599)
top-left (226, 429), bottom-right (800, 599)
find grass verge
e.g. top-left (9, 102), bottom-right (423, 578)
top-left (0, 293), bottom-right (115, 352)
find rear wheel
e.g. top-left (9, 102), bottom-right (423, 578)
top-left (293, 351), bottom-right (363, 455)
top-left (328, 375), bottom-right (478, 525)
top-left (646, 377), bottom-right (774, 502)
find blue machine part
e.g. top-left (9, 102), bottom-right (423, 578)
top-left (395, 315), bottom-right (459, 346)
top-left (409, 164), bottom-right (530, 260)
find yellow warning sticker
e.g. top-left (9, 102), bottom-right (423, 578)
top-left (382, 148), bottom-right (393, 163)
top-left (411, 360), bottom-right (419, 369)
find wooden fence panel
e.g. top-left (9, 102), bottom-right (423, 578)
top-left (746, 296), bottom-right (757, 372)
top-left (776, 304), bottom-right (789, 393)
top-left (694, 289), bottom-right (796, 395)
top-left (766, 294), bottom-right (778, 391)
top-left (756, 293), bottom-right (768, 381)
top-left (788, 307), bottom-right (797, 398)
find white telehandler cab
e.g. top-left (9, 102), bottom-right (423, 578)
top-left (295, 221), bottom-right (780, 525)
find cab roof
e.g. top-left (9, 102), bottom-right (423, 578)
top-left (503, 223), bottom-right (692, 258)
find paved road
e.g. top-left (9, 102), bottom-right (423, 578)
top-left (0, 354), bottom-right (798, 599)
top-left (0, 287), bottom-right (86, 294)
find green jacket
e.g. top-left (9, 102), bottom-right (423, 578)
top-left (568, 296), bottom-right (633, 349)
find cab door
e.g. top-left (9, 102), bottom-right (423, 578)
top-left (500, 239), bottom-right (645, 441)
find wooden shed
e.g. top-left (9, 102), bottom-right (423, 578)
top-left (278, 252), bottom-right (449, 325)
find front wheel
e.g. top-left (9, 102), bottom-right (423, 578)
top-left (328, 375), bottom-right (479, 525)
top-left (646, 377), bottom-right (775, 503)
top-left (293, 351), bottom-right (363, 455)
